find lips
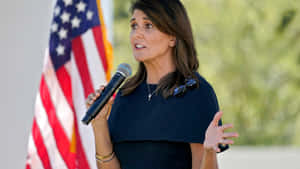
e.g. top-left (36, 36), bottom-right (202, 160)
top-left (134, 43), bottom-right (146, 49)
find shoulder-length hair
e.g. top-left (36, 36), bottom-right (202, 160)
top-left (121, 0), bottom-right (199, 98)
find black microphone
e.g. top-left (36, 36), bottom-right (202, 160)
top-left (81, 63), bottom-right (132, 125)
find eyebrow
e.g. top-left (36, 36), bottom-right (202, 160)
top-left (130, 17), bottom-right (151, 22)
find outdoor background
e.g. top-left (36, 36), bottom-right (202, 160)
top-left (0, 0), bottom-right (299, 168)
top-left (113, 0), bottom-right (300, 146)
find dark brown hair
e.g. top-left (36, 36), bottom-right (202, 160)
top-left (121, 0), bottom-right (199, 98)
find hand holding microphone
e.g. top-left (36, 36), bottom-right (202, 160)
top-left (82, 63), bottom-right (132, 125)
top-left (85, 86), bottom-right (113, 122)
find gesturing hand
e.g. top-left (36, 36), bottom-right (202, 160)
top-left (203, 111), bottom-right (239, 152)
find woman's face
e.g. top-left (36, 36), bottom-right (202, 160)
top-left (130, 9), bottom-right (175, 62)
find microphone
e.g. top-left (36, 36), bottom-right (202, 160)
top-left (81, 63), bottom-right (132, 125)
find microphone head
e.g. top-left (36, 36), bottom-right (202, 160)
top-left (117, 63), bottom-right (132, 77)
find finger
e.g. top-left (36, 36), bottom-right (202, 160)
top-left (220, 139), bottom-right (234, 145)
top-left (88, 93), bottom-right (96, 99)
top-left (108, 96), bottom-right (115, 104)
top-left (95, 93), bottom-right (100, 98)
top-left (214, 145), bottom-right (220, 153)
top-left (86, 93), bottom-right (95, 105)
top-left (220, 123), bottom-right (234, 131)
top-left (95, 91), bottom-right (102, 99)
top-left (95, 86), bottom-right (105, 97)
top-left (106, 105), bottom-right (113, 119)
top-left (223, 132), bottom-right (239, 138)
top-left (92, 98), bottom-right (97, 103)
top-left (88, 94), bottom-right (96, 103)
top-left (99, 85), bottom-right (105, 90)
top-left (85, 97), bottom-right (90, 104)
top-left (85, 100), bottom-right (93, 108)
top-left (95, 89), bottom-right (101, 95)
top-left (88, 99), bottom-right (95, 105)
top-left (212, 111), bottom-right (223, 126)
top-left (92, 92), bottom-right (100, 100)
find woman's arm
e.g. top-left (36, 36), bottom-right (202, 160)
top-left (190, 144), bottom-right (218, 169)
top-left (191, 111), bottom-right (238, 169)
top-left (87, 86), bottom-right (121, 169)
top-left (93, 119), bottom-right (121, 169)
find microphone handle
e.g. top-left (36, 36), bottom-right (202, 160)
top-left (81, 72), bottom-right (126, 125)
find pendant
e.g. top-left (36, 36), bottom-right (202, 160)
top-left (148, 94), bottom-right (152, 101)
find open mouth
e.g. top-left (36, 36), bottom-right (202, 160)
top-left (135, 43), bottom-right (146, 49)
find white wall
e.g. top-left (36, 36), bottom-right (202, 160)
top-left (0, 0), bottom-right (115, 168)
top-left (0, 0), bottom-right (52, 168)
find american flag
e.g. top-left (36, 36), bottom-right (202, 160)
top-left (25, 0), bottom-right (113, 168)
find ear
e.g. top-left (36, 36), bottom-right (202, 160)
top-left (169, 36), bottom-right (176, 47)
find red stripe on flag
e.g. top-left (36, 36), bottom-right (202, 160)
top-left (72, 37), bottom-right (95, 98)
top-left (56, 66), bottom-right (91, 169)
top-left (40, 76), bottom-right (75, 169)
top-left (56, 67), bottom-right (73, 107)
top-left (74, 111), bottom-right (92, 169)
top-left (32, 118), bottom-right (52, 169)
top-left (25, 163), bottom-right (31, 169)
top-left (92, 26), bottom-right (108, 72)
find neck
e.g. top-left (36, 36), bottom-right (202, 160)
top-left (143, 56), bottom-right (175, 84)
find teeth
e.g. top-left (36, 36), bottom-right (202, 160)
top-left (136, 44), bottom-right (144, 48)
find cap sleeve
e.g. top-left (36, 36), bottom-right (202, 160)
top-left (171, 80), bottom-right (221, 144)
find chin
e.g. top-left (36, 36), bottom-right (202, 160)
top-left (134, 54), bottom-right (148, 62)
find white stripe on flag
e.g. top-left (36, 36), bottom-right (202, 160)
top-left (27, 134), bottom-right (44, 169)
top-left (69, 54), bottom-right (97, 169)
top-left (82, 29), bottom-right (107, 88)
top-left (43, 55), bottom-right (74, 139)
top-left (35, 94), bottom-right (69, 169)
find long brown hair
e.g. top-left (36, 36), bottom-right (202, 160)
top-left (121, 0), bottom-right (199, 98)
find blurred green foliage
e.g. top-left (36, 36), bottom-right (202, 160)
top-left (111, 0), bottom-right (300, 146)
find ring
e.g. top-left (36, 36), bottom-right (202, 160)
top-left (85, 98), bottom-right (91, 105)
top-left (89, 93), bottom-right (96, 99)
top-left (86, 93), bottom-right (95, 105)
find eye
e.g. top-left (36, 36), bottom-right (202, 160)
top-left (145, 23), bottom-right (153, 29)
top-left (130, 23), bottom-right (138, 30)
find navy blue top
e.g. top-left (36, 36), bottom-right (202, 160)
top-left (108, 73), bottom-right (221, 169)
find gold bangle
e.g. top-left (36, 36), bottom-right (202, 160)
top-left (95, 151), bottom-right (114, 160)
top-left (95, 152), bottom-right (115, 163)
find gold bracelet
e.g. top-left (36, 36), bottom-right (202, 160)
top-left (95, 152), bottom-right (115, 163)
top-left (95, 151), bottom-right (114, 160)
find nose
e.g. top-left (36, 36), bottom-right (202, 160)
top-left (132, 27), bottom-right (144, 39)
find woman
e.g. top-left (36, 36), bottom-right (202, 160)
top-left (86, 0), bottom-right (238, 169)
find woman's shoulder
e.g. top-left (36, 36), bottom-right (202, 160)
top-left (183, 72), bottom-right (220, 115)
top-left (190, 72), bottom-right (217, 99)
top-left (195, 72), bottom-right (214, 91)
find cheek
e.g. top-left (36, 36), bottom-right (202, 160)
top-left (148, 35), bottom-right (170, 52)
top-left (149, 31), bottom-right (166, 43)
top-left (129, 33), bottom-right (134, 46)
